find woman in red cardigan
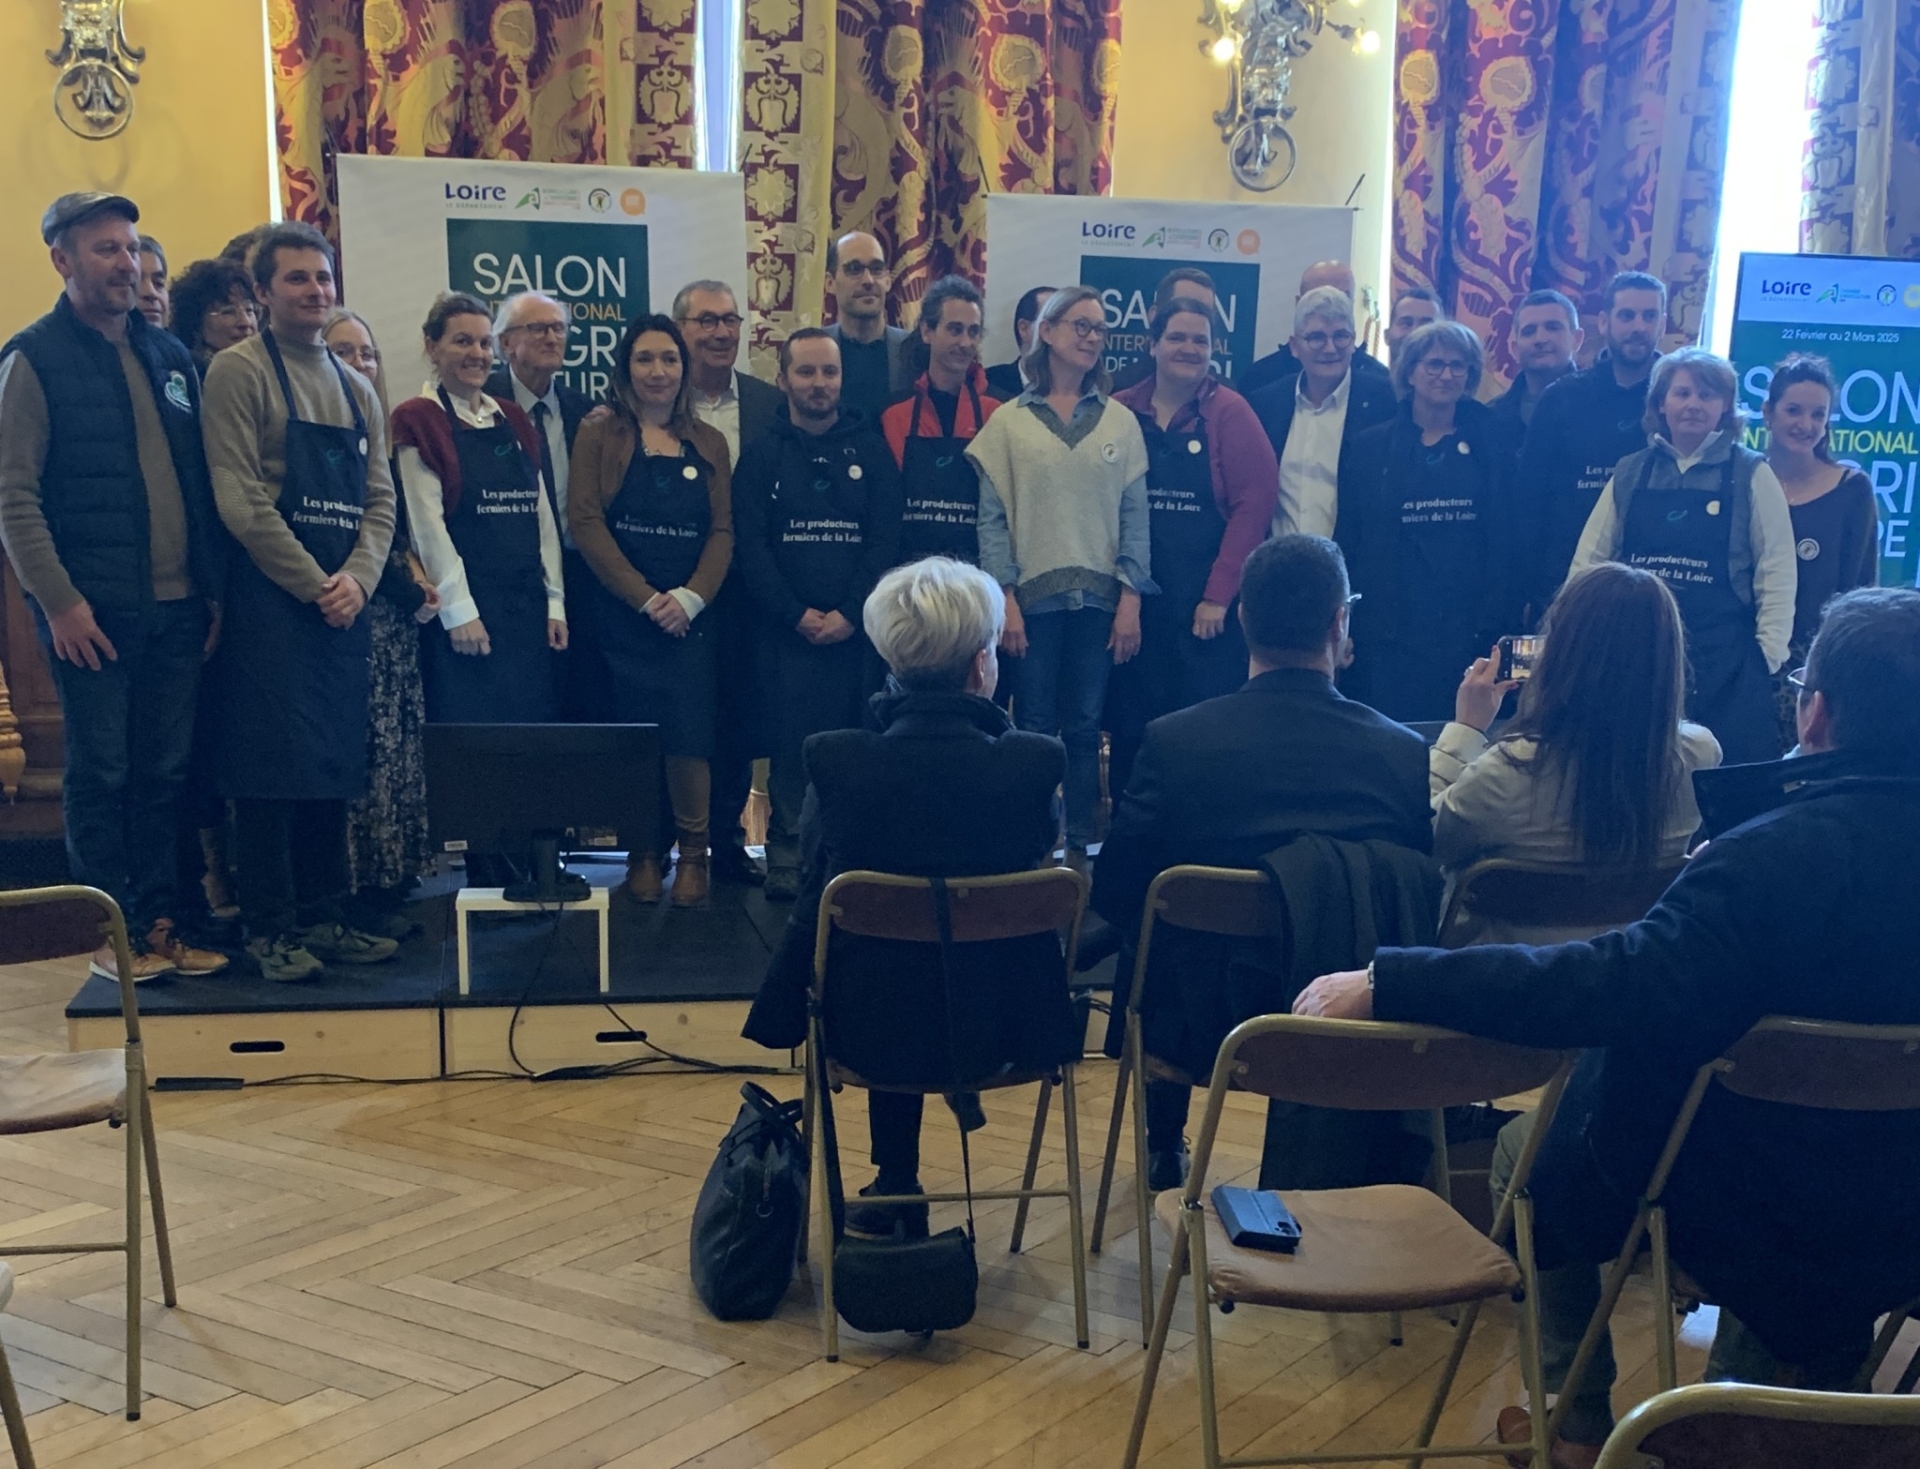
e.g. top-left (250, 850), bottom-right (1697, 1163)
top-left (390, 292), bottom-right (568, 724)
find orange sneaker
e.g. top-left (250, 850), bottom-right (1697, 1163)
top-left (145, 919), bottom-right (229, 977)
top-left (88, 940), bottom-right (175, 984)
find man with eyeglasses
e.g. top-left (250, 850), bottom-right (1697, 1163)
top-left (1239, 260), bottom-right (1394, 399)
top-left (0, 192), bottom-right (231, 982)
top-left (1248, 285), bottom-right (1398, 539)
top-left (823, 231), bottom-right (911, 422)
top-left (486, 290), bottom-right (601, 716)
top-left (674, 279), bottom-right (782, 885)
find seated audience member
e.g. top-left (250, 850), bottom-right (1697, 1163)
top-left (1248, 284), bottom-right (1397, 539)
top-left (742, 557), bottom-right (1075, 1236)
top-left (168, 257), bottom-right (259, 377)
top-left (1570, 347), bottom-right (1794, 765)
top-left (1489, 288), bottom-right (1582, 444)
top-left (1430, 565), bottom-right (1720, 932)
top-left (1295, 586), bottom-right (1920, 1466)
top-left (136, 235), bottom-right (169, 328)
top-left (1110, 267), bottom-right (1220, 391)
top-left (1383, 285), bottom-right (1444, 365)
top-left (983, 285), bottom-right (1053, 400)
top-left (1239, 261), bottom-right (1393, 397)
top-left (1092, 534), bottom-right (1430, 1186)
top-left (1762, 354), bottom-right (1878, 746)
top-left (880, 274), bottom-right (1000, 565)
top-left (1339, 319), bottom-right (1516, 723)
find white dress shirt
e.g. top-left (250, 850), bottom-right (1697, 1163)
top-left (1276, 369), bottom-right (1351, 539)
top-left (399, 383), bottom-right (565, 631)
top-left (504, 367), bottom-right (572, 547)
top-left (691, 373), bottom-right (743, 468)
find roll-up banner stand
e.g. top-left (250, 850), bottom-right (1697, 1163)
top-left (1729, 251), bottom-right (1920, 587)
top-left (984, 196), bottom-right (1354, 385)
top-left (336, 157), bottom-right (750, 403)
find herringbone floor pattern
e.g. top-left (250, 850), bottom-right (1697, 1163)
top-left (0, 955), bottom-right (1714, 1467)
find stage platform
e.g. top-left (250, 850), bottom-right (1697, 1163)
top-left (65, 864), bottom-right (793, 1083)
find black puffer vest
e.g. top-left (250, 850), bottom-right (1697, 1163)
top-left (3, 295), bottom-right (219, 611)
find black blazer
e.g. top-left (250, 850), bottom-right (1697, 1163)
top-left (485, 364), bottom-right (593, 452)
top-left (743, 690), bottom-right (1079, 1084)
top-left (1247, 366), bottom-right (1399, 464)
top-left (735, 370), bottom-right (782, 461)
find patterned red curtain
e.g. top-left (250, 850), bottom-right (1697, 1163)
top-left (1391, 0), bottom-right (1742, 386)
top-left (269, 0), bottom-right (697, 239)
top-left (831, 0), bottom-right (1122, 321)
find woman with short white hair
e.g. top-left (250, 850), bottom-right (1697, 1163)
top-left (743, 555), bottom-right (1078, 1236)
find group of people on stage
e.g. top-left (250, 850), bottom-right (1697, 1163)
top-left (0, 190), bottom-right (1884, 986)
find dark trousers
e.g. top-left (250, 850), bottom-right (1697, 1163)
top-left (765, 635), bottom-right (866, 873)
top-left (558, 548), bottom-right (610, 722)
top-left (869, 1092), bottom-right (923, 1178)
top-left (234, 798), bottom-right (348, 939)
top-left (41, 598), bottom-right (207, 933)
top-left (1145, 1078), bottom-right (1190, 1154)
top-left (1011, 607), bottom-right (1113, 851)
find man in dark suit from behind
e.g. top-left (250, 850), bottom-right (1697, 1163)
top-left (676, 279), bottom-right (783, 883)
top-left (486, 290), bottom-right (602, 717)
top-left (1092, 534), bottom-right (1431, 1186)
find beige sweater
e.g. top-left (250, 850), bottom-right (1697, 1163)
top-left (201, 332), bottom-right (394, 601)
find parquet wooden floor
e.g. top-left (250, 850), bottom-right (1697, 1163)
top-left (0, 955), bottom-right (1723, 1467)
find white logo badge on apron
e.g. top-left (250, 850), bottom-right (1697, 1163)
top-left (1187, 439), bottom-right (1202, 455)
top-left (1706, 500), bottom-right (1722, 516)
top-left (164, 370), bottom-right (191, 413)
top-left (682, 464), bottom-right (700, 479)
top-left (1797, 537), bottom-right (1820, 561)
top-left (1101, 441), bottom-right (1119, 463)
top-left (848, 463), bottom-right (863, 480)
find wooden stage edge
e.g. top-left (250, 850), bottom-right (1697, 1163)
top-left (69, 997), bottom-right (786, 1084)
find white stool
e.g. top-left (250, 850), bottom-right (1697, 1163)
top-left (453, 885), bottom-right (611, 997)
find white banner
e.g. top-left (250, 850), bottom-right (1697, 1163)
top-left (336, 156), bottom-right (750, 402)
top-left (984, 196), bottom-right (1353, 385)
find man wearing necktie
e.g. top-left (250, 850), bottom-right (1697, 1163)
top-left (487, 290), bottom-right (604, 718)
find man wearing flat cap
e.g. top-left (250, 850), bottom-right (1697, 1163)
top-left (0, 193), bottom-right (230, 982)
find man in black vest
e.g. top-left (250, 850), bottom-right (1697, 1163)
top-left (731, 329), bottom-right (901, 899)
top-left (0, 193), bottom-right (230, 982)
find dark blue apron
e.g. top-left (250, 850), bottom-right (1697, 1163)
top-left (595, 441), bottom-right (717, 756)
top-left (1621, 453), bottom-right (1781, 763)
top-left (215, 331), bottom-right (371, 801)
top-left (1109, 416), bottom-right (1245, 747)
top-left (420, 389), bottom-right (559, 724)
top-left (897, 385), bottom-right (984, 564)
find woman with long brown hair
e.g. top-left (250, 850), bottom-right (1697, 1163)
top-left (1430, 562), bottom-right (1721, 882)
top-left (569, 313), bottom-right (733, 905)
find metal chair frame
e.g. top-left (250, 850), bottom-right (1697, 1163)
top-left (1121, 1013), bottom-right (1577, 1469)
top-left (1436, 858), bottom-right (1685, 949)
top-left (1089, 866), bottom-right (1279, 1343)
top-left (0, 885), bottom-right (178, 1421)
top-left (1548, 1015), bottom-right (1920, 1446)
top-left (0, 1263), bottom-right (34, 1466)
top-left (801, 867), bottom-right (1091, 1362)
top-left (1592, 1381), bottom-right (1920, 1469)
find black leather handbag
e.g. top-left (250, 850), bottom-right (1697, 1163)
top-left (689, 1082), bottom-right (808, 1321)
top-left (825, 877), bottom-right (980, 1336)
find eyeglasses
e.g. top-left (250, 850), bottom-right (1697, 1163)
top-left (680, 312), bottom-right (743, 331)
top-left (1346, 593), bottom-right (1363, 607)
top-left (330, 343), bottom-right (379, 368)
top-left (1300, 330), bottom-right (1355, 351)
top-left (505, 321), bottom-right (568, 339)
top-left (1787, 666), bottom-right (1811, 695)
top-left (209, 303), bottom-right (258, 322)
top-left (1417, 358), bottom-right (1471, 378)
top-left (837, 260), bottom-right (889, 279)
top-left (1064, 319), bottom-right (1108, 342)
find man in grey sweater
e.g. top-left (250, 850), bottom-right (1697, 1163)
top-left (200, 222), bottom-right (399, 982)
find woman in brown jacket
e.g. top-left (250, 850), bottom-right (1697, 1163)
top-left (569, 314), bottom-right (733, 905)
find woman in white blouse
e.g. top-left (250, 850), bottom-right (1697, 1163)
top-left (1430, 562), bottom-right (1721, 880)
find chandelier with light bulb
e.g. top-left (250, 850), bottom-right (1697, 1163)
top-left (1199, 0), bottom-right (1380, 191)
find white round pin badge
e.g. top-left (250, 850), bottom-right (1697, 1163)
top-left (1101, 442), bottom-right (1119, 463)
top-left (1187, 439), bottom-right (1202, 454)
top-left (1706, 500), bottom-right (1722, 516)
top-left (682, 464), bottom-right (699, 479)
top-left (849, 463), bottom-right (864, 480)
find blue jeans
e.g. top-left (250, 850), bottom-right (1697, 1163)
top-left (39, 597), bottom-right (207, 934)
top-left (1011, 607), bottom-right (1111, 851)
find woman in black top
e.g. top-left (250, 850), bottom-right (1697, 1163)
top-left (1337, 319), bottom-right (1515, 722)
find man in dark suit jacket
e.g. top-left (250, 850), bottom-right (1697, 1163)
top-left (744, 558), bottom-right (1073, 1235)
top-left (825, 231), bottom-right (912, 420)
top-left (1296, 586), bottom-right (1920, 1460)
top-left (1092, 534), bottom-right (1431, 1186)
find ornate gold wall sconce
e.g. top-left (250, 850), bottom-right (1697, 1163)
top-left (48, 0), bottom-right (145, 139)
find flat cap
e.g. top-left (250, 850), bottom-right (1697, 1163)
top-left (41, 192), bottom-right (139, 246)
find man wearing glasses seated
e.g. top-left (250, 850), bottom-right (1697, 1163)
top-left (823, 231), bottom-right (911, 422)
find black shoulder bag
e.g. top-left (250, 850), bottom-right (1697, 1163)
top-left (689, 1082), bottom-right (808, 1321)
top-left (825, 877), bottom-right (979, 1335)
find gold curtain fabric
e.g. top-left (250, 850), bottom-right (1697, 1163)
top-left (1804, 0), bottom-right (1920, 257)
top-left (1391, 0), bottom-right (1742, 386)
top-left (269, 0), bottom-right (699, 238)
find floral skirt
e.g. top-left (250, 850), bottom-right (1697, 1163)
top-left (346, 598), bottom-right (434, 893)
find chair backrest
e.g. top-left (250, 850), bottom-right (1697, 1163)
top-left (0, 885), bottom-right (142, 1043)
top-left (1595, 1382), bottom-right (1920, 1469)
top-left (1439, 858), bottom-right (1683, 948)
top-left (1714, 1016), bottom-right (1920, 1112)
top-left (813, 867), bottom-right (1087, 988)
top-left (1217, 1013), bottom-right (1571, 1113)
top-left (1125, 865), bottom-right (1282, 1012)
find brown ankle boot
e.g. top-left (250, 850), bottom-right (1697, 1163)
top-left (670, 849), bottom-right (709, 907)
top-left (625, 854), bottom-right (664, 902)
